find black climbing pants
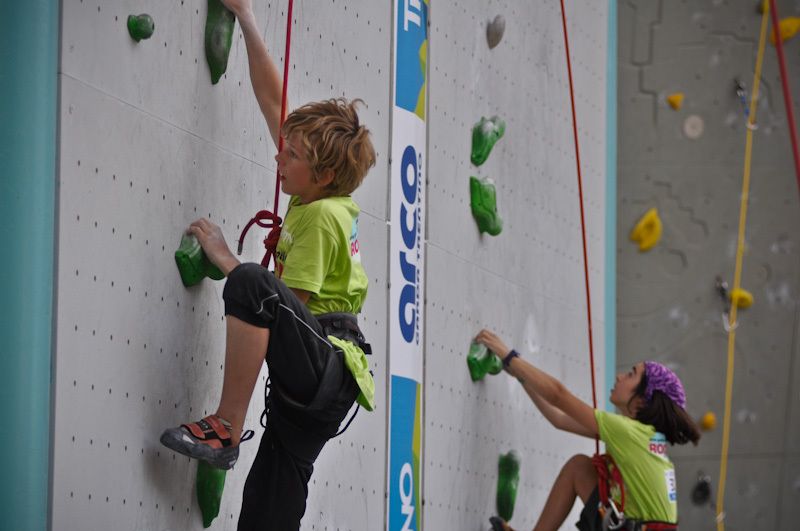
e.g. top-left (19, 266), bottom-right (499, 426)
top-left (223, 263), bottom-right (361, 531)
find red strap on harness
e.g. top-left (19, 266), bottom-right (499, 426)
top-left (592, 453), bottom-right (626, 513)
top-left (237, 210), bottom-right (283, 268)
top-left (641, 523), bottom-right (678, 530)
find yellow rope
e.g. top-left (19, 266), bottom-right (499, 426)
top-left (715, 5), bottom-right (770, 529)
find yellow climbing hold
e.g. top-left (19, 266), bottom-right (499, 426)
top-left (667, 93), bottom-right (684, 110)
top-left (729, 288), bottom-right (753, 309)
top-left (630, 208), bottom-right (662, 252)
top-left (771, 17), bottom-right (800, 45)
top-left (701, 412), bottom-right (717, 431)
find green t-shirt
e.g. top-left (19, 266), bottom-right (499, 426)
top-left (275, 195), bottom-right (374, 410)
top-left (596, 410), bottom-right (678, 524)
top-left (275, 195), bottom-right (368, 315)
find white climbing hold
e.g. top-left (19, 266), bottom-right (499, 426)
top-left (683, 114), bottom-right (705, 140)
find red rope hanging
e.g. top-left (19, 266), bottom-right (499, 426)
top-left (558, 0), bottom-right (599, 455)
top-left (768, 0), bottom-right (800, 199)
top-left (238, 0), bottom-right (294, 269)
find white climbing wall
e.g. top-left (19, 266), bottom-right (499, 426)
top-left (52, 1), bottom-right (608, 530)
top-left (423, 0), bottom-right (608, 528)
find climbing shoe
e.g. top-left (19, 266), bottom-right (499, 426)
top-left (160, 415), bottom-right (239, 470)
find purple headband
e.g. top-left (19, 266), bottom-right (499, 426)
top-left (643, 362), bottom-right (686, 409)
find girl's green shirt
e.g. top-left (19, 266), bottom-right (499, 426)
top-left (596, 410), bottom-right (678, 524)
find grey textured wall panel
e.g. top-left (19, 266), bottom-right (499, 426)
top-left (674, 456), bottom-right (783, 531)
top-left (618, 0), bottom-right (800, 528)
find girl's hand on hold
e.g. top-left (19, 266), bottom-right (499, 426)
top-left (189, 218), bottom-right (239, 275)
top-left (475, 329), bottom-right (511, 360)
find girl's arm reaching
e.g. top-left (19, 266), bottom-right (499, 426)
top-left (221, 0), bottom-right (286, 149)
top-left (518, 378), bottom-right (597, 438)
top-left (475, 329), bottom-right (599, 439)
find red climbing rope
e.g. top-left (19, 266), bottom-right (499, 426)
top-left (237, 210), bottom-right (283, 267)
top-left (558, 0), bottom-right (599, 456)
top-left (275, 0), bottom-right (294, 210)
top-left (768, 0), bottom-right (800, 200)
top-left (238, 0), bottom-right (294, 269)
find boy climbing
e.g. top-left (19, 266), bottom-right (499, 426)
top-left (159, 1), bottom-right (377, 529)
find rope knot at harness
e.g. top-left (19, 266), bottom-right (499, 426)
top-left (237, 209), bottom-right (283, 268)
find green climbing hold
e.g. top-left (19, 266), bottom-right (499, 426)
top-left (471, 115), bottom-right (505, 166)
top-left (497, 450), bottom-right (521, 522)
top-left (127, 14), bottom-right (154, 42)
top-left (470, 176), bottom-right (503, 236)
top-left (197, 460), bottom-right (226, 528)
top-left (175, 233), bottom-right (225, 287)
top-left (205, 0), bottom-right (237, 84)
top-left (467, 342), bottom-right (503, 381)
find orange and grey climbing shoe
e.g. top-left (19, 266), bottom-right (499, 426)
top-left (160, 415), bottom-right (240, 470)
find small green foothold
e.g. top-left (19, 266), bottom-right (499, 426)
top-left (470, 176), bottom-right (503, 236)
top-left (467, 342), bottom-right (503, 381)
top-left (175, 233), bottom-right (225, 287)
top-left (471, 115), bottom-right (505, 166)
top-left (127, 14), bottom-right (155, 42)
top-left (197, 461), bottom-right (226, 528)
top-left (205, 0), bottom-right (237, 84)
top-left (497, 450), bottom-right (521, 522)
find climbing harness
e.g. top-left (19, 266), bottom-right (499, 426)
top-left (715, 4), bottom-right (771, 530)
top-left (237, 0), bottom-right (295, 268)
top-left (591, 454), bottom-right (678, 531)
top-left (592, 454), bottom-right (626, 530)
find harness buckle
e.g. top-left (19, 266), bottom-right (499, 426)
top-left (599, 500), bottom-right (626, 531)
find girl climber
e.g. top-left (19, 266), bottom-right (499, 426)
top-left (474, 329), bottom-right (700, 531)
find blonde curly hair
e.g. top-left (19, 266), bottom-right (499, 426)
top-left (281, 98), bottom-right (377, 197)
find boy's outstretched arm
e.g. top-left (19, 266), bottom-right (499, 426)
top-left (221, 0), bottom-right (286, 149)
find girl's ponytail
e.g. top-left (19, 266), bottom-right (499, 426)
top-left (631, 368), bottom-right (701, 445)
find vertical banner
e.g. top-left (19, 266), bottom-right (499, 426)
top-left (388, 1), bottom-right (428, 530)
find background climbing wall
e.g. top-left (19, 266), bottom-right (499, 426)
top-left (423, 0), bottom-right (609, 529)
top-left (617, 1), bottom-right (800, 529)
top-left (54, 1), bottom-right (390, 530)
top-left (52, 1), bottom-right (608, 530)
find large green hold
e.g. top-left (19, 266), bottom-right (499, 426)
top-left (469, 176), bottom-right (503, 236)
top-left (467, 342), bottom-right (503, 381)
top-left (205, 0), bottom-right (236, 84)
top-left (471, 115), bottom-right (505, 166)
top-left (497, 450), bottom-right (521, 521)
top-left (175, 233), bottom-right (225, 287)
top-left (197, 461), bottom-right (226, 528)
top-left (127, 14), bottom-right (155, 42)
